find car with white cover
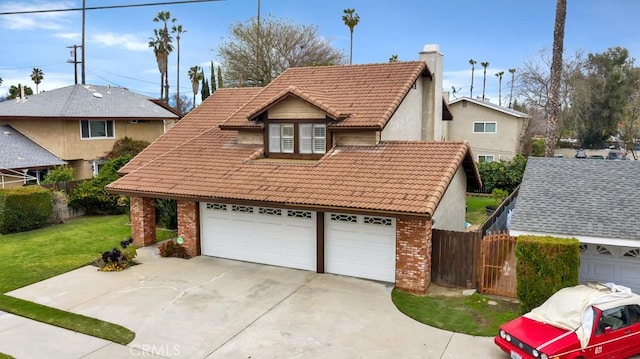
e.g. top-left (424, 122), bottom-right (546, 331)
top-left (495, 282), bottom-right (640, 359)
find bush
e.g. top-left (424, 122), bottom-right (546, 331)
top-left (158, 239), bottom-right (190, 259)
top-left (156, 198), bottom-right (177, 230)
top-left (516, 236), bottom-right (580, 313)
top-left (106, 137), bottom-right (150, 159)
top-left (0, 186), bottom-right (53, 234)
top-left (478, 155), bottom-right (527, 193)
top-left (95, 237), bottom-right (138, 271)
top-left (530, 138), bottom-right (545, 157)
top-left (69, 155), bottom-right (131, 215)
top-left (41, 166), bottom-right (75, 184)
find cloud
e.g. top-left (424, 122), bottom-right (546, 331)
top-left (0, 1), bottom-right (74, 30)
top-left (53, 32), bottom-right (80, 41)
top-left (90, 32), bottom-right (148, 52)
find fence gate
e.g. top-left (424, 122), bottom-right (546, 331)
top-left (481, 233), bottom-right (517, 297)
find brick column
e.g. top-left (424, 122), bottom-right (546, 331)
top-left (130, 196), bottom-right (156, 247)
top-left (178, 200), bottom-right (200, 257)
top-left (395, 217), bottom-right (432, 294)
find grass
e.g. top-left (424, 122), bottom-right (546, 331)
top-left (0, 214), bottom-right (175, 345)
top-left (466, 195), bottom-right (497, 225)
top-left (391, 288), bottom-right (520, 337)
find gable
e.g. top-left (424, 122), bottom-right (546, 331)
top-left (267, 97), bottom-right (327, 120)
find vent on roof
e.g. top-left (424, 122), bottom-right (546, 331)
top-left (93, 92), bottom-right (103, 98)
top-left (3, 131), bottom-right (10, 136)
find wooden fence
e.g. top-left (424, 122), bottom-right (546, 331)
top-left (431, 229), bottom-right (482, 288)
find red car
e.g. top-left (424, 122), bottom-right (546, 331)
top-left (495, 283), bottom-right (640, 359)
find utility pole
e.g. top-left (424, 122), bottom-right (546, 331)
top-left (81, 0), bottom-right (86, 84)
top-left (67, 45), bottom-right (82, 84)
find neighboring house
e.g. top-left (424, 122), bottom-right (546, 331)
top-left (108, 44), bottom-right (482, 294)
top-left (0, 84), bottom-right (179, 184)
top-left (446, 97), bottom-right (530, 162)
top-left (510, 157), bottom-right (640, 293)
top-left (0, 125), bottom-right (66, 188)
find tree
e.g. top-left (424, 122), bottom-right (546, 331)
top-left (544, 0), bottom-right (567, 157)
top-left (389, 54), bottom-right (399, 62)
top-left (342, 8), bottom-right (360, 65)
top-left (495, 71), bottom-right (504, 106)
top-left (149, 29), bottom-right (170, 101)
top-left (8, 84), bottom-right (34, 99)
top-left (201, 77), bottom-right (210, 101)
top-left (217, 15), bottom-right (344, 87)
top-left (469, 59), bottom-right (476, 98)
top-left (481, 61), bottom-right (489, 100)
top-left (188, 66), bottom-right (203, 109)
top-left (620, 90), bottom-right (640, 159)
top-left (151, 11), bottom-right (176, 103)
top-left (171, 23), bottom-right (186, 113)
top-left (171, 93), bottom-right (192, 115)
top-left (210, 61), bottom-right (217, 94)
top-left (508, 68), bottom-right (516, 108)
top-left (217, 66), bottom-right (223, 88)
top-left (30, 68), bottom-right (44, 94)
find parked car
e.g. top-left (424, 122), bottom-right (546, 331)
top-left (588, 155), bottom-right (605, 159)
top-left (575, 149), bottom-right (587, 158)
top-left (495, 282), bottom-right (640, 359)
top-left (606, 150), bottom-right (627, 160)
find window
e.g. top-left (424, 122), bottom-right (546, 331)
top-left (478, 155), bottom-right (494, 163)
top-left (268, 122), bottom-right (326, 156)
top-left (81, 120), bottom-right (114, 139)
top-left (473, 121), bottom-right (497, 133)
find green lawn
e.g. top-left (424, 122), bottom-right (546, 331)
top-left (466, 195), bottom-right (497, 225)
top-left (0, 214), bottom-right (173, 345)
top-left (392, 288), bottom-right (520, 336)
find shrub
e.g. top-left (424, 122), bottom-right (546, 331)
top-left (106, 137), bottom-right (150, 159)
top-left (158, 239), bottom-right (190, 259)
top-left (42, 166), bottom-right (75, 184)
top-left (69, 155), bottom-right (131, 215)
top-left (516, 235), bottom-right (580, 313)
top-left (156, 198), bottom-right (177, 230)
top-left (95, 237), bottom-right (137, 271)
top-left (477, 154), bottom-right (527, 193)
top-left (530, 138), bottom-right (545, 157)
top-left (0, 186), bottom-right (53, 234)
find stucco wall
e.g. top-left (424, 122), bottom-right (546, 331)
top-left (381, 80), bottom-right (423, 141)
top-left (268, 97), bottom-right (326, 119)
top-left (432, 166), bottom-right (467, 231)
top-left (447, 100), bottom-right (524, 161)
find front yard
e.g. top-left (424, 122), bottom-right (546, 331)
top-left (0, 215), bottom-right (174, 345)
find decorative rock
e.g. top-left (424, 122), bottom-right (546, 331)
top-left (487, 300), bottom-right (498, 306)
top-left (462, 289), bottom-right (477, 296)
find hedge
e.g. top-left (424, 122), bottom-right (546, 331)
top-left (0, 186), bottom-right (53, 234)
top-left (516, 235), bottom-right (580, 313)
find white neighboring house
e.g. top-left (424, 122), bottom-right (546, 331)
top-left (509, 157), bottom-right (640, 293)
top-left (446, 97), bottom-right (530, 162)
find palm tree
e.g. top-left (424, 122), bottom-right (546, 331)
top-left (480, 61), bottom-right (490, 100)
top-left (188, 66), bottom-right (203, 109)
top-left (469, 59), bottom-right (476, 99)
top-left (342, 8), bottom-right (360, 65)
top-left (149, 29), bottom-right (168, 100)
top-left (545, 0), bottom-right (567, 157)
top-left (8, 84), bottom-right (33, 99)
top-left (171, 23), bottom-right (186, 113)
top-left (495, 71), bottom-right (504, 106)
top-left (508, 68), bottom-right (516, 108)
top-left (153, 11), bottom-right (176, 103)
top-left (389, 54), bottom-right (399, 63)
top-left (30, 68), bottom-right (44, 94)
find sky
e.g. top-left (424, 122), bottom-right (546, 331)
top-left (1, 0), bottom-right (639, 105)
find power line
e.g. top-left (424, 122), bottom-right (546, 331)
top-left (0, 0), bottom-right (224, 15)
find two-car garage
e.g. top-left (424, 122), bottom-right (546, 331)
top-left (200, 203), bottom-right (397, 282)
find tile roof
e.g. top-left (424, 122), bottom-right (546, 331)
top-left (219, 61), bottom-right (429, 129)
top-left (449, 97), bottom-right (531, 118)
top-left (0, 84), bottom-right (179, 120)
top-left (510, 157), bottom-right (640, 240)
top-left (0, 125), bottom-right (66, 170)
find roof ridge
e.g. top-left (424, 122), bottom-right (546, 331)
top-left (423, 142), bottom-right (469, 215)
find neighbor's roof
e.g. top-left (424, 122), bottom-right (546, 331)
top-left (219, 61), bottom-right (430, 129)
top-left (448, 97), bottom-right (531, 118)
top-left (0, 125), bottom-right (65, 170)
top-left (0, 84), bottom-right (179, 120)
top-left (110, 87), bottom-right (479, 216)
top-left (510, 157), bottom-right (640, 240)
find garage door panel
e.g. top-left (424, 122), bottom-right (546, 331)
top-left (580, 244), bottom-right (640, 294)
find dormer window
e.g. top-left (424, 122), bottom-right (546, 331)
top-left (267, 122), bottom-right (327, 157)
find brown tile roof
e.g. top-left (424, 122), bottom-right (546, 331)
top-left (219, 61), bottom-right (429, 130)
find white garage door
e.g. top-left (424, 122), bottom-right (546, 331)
top-left (325, 213), bottom-right (396, 282)
top-left (200, 203), bottom-right (316, 271)
top-left (580, 244), bottom-right (640, 293)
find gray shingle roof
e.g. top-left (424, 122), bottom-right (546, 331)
top-left (0, 84), bottom-right (178, 119)
top-left (510, 157), bottom-right (640, 241)
top-left (0, 125), bottom-right (66, 170)
top-left (448, 97), bottom-right (531, 118)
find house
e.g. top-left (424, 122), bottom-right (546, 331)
top-left (107, 44), bottom-right (482, 294)
top-left (509, 157), bottom-right (640, 293)
top-left (446, 97), bottom-right (530, 162)
top-left (0, 84), bottom-right (179, 185)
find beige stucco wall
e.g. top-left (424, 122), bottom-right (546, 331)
top-left (432, 166), bottom-right (467, 231)
top-left (268, 97), bottom-right (326, 119)
top-left (447, 101), bottom-right (524, 161)
top-left (334, 131), bottom-right (378, 146)
top-left (381, 79), bottom-right (423, 141)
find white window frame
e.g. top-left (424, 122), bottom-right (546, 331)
top-left (473, 121), bottom-right (497, 134)
top-left (80, 120), bottom-right (115, 139)
top-left (477, 155), bottom-right (495, 163)
top-left (268, 122), bottom-right (326, 155)
top-left (299, 123), bottom-right (326, 154)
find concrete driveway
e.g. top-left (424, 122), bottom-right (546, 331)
top-left (1, 247), bottom-right (505, 359)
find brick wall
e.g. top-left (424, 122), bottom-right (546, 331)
top-left (396, 217), bottom-right (432, 294)
top-left (178, 201), bottom-right (200, 257)
top-left (130, 196), bottom-right (156, 247)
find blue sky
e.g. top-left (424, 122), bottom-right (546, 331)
top-left (1, 0), bottom-right (639, 104)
